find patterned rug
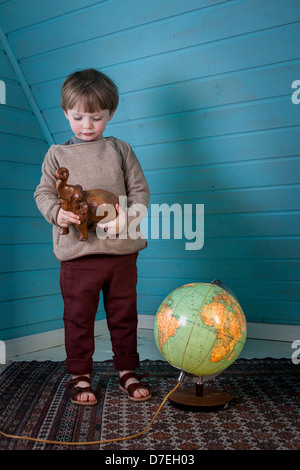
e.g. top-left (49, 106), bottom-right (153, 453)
top-left (0, 359), bottom-right (299, 451)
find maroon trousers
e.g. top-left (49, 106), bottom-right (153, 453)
top-left (59, 252), bottom-right (140, 375)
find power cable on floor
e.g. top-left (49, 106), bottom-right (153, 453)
top-left (0, 381), bottom-right (180, 447)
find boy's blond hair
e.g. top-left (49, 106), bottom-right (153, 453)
top-left (61, 68), bottom-right (119, 113)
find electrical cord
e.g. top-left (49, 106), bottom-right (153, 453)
top-left (0, 381), bottom-right (180, 447)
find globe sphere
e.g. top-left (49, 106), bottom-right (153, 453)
top-left (154, 282), bottom-right (247, 377)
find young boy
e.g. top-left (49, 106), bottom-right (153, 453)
top-left (34, 69), bottom-right (151, 405)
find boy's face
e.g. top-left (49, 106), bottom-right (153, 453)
top-left (64, 103), bottom-right (115, 141)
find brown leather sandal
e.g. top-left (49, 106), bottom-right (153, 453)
top-left (65, 375), bottom-right (98, 406)
top-left (119, 372), bottom-right (152, 402)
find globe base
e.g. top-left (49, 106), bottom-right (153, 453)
top-left (169, 385), bottom-right (232, 411)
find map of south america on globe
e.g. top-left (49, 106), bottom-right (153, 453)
top-left (154, 283), bottom-right (247, 377)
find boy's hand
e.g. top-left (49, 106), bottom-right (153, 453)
top-left (98, 204), bottom-right (127, 237)
top-left (57, 208), bottom-right (80, 228)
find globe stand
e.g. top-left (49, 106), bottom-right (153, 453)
top-left (168, 371), bottom-right (232, 411)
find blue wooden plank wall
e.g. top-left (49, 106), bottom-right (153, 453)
top-left (0, 0), bottom-right (299, 341)
top-left (0, 32), bottom-right (57, 340)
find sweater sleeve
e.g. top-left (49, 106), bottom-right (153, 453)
top-left (34, 146), bottom-right (61, 225)
top-left (122, 143), bottom-right (150, 210)
top-left (118, 142), bottom-right (150, 239)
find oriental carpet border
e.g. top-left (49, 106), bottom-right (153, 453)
top-left (0, 359), bottom-right (299, 450)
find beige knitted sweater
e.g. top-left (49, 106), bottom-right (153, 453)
top-left (34, 137), bottom-right (150, 261)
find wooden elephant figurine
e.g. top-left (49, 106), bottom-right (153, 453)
top-left (55, 167), bottom-right (118, 241)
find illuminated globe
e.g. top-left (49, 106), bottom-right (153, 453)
top-left (154, 282), bottom-right (247, 377)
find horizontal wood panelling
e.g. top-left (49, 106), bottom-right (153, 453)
top-left (44, 62), bottom-right (299, 132)
top-left (1, 241), bottom-right (298, 281)
top-left (0, 219), bottom-right (53, 245)
top-left (136, 127), bottom-right (300, 171)
top-left (0, 78), bottom-right (31, 111)
top-left (37, 61), bottom-right (299, 119)
top-left (31, 64), bottom-right (300, 116)
top-left (0, 295), bottom-right (104, 340)
top-left (0, 106), bottom-right (45, 139)
top-left (0, 0), bottom-right (299, 340)
top-left (0, 134), bottom-right (48, 164)
top-left (1, 184), bottom-right (299, 218)
top-left (2, 0), bottom-right (222, 34)
top-left (112, 62), bottom-right (300, 124)
top-left (0, 31), bottom-right (50, 341)
top-left (2, 151), bottom-right (300, 195)
top-left (1, 293), bottom-right (104, 330)
top-left (137, 259), bottom-right (300, 282)
top-left (136, 296), bottom-right (300, 325)
top-left (145, 157), bottom-right (300, 193)
top-left (0, 161), bottom-right (44, 190)
top-left (105, 98), bottom-right (300, 147)
top-left (55, 96), bottom-right (300, 144)
top-left (0, 189), bottom-right (42, 216)
top-left (137, 278), bottom-right (300, 302)
top-left (7, 0), bottom-right (298, 64)
top-left (20, 23), bottom-right (300, 87)
top-left (231, 300), bottom-right (300, 325)
top-left (0, 319), bottom-right (63, 341)
top-left (147, 211), bottom-right (300, 238)
top-left (1, 211), bottom-right (299, 246)
top-left (0, 0), bottom-right (107, 33)
top-left (149, 186), bottom-right (300, 214)
top-left (1, 260), bottom-right (299, 337)
top-left (1, 238), bottom-right (299, 297)
top-left (0, 244), bottom-right (56, 273)
top-left (0, 285), bottom-right (102, 341)
top-left (6, 0), bottom-right (228, 58)
top-left (0, 269), bottom-right (61, 302)
top-left (0, 294), bottom-right (63, 330)
top-left (143, 238), bottom-right (300, 260)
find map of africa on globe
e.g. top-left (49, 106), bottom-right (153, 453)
top-left (154, 282), bottom-right (247, 377)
